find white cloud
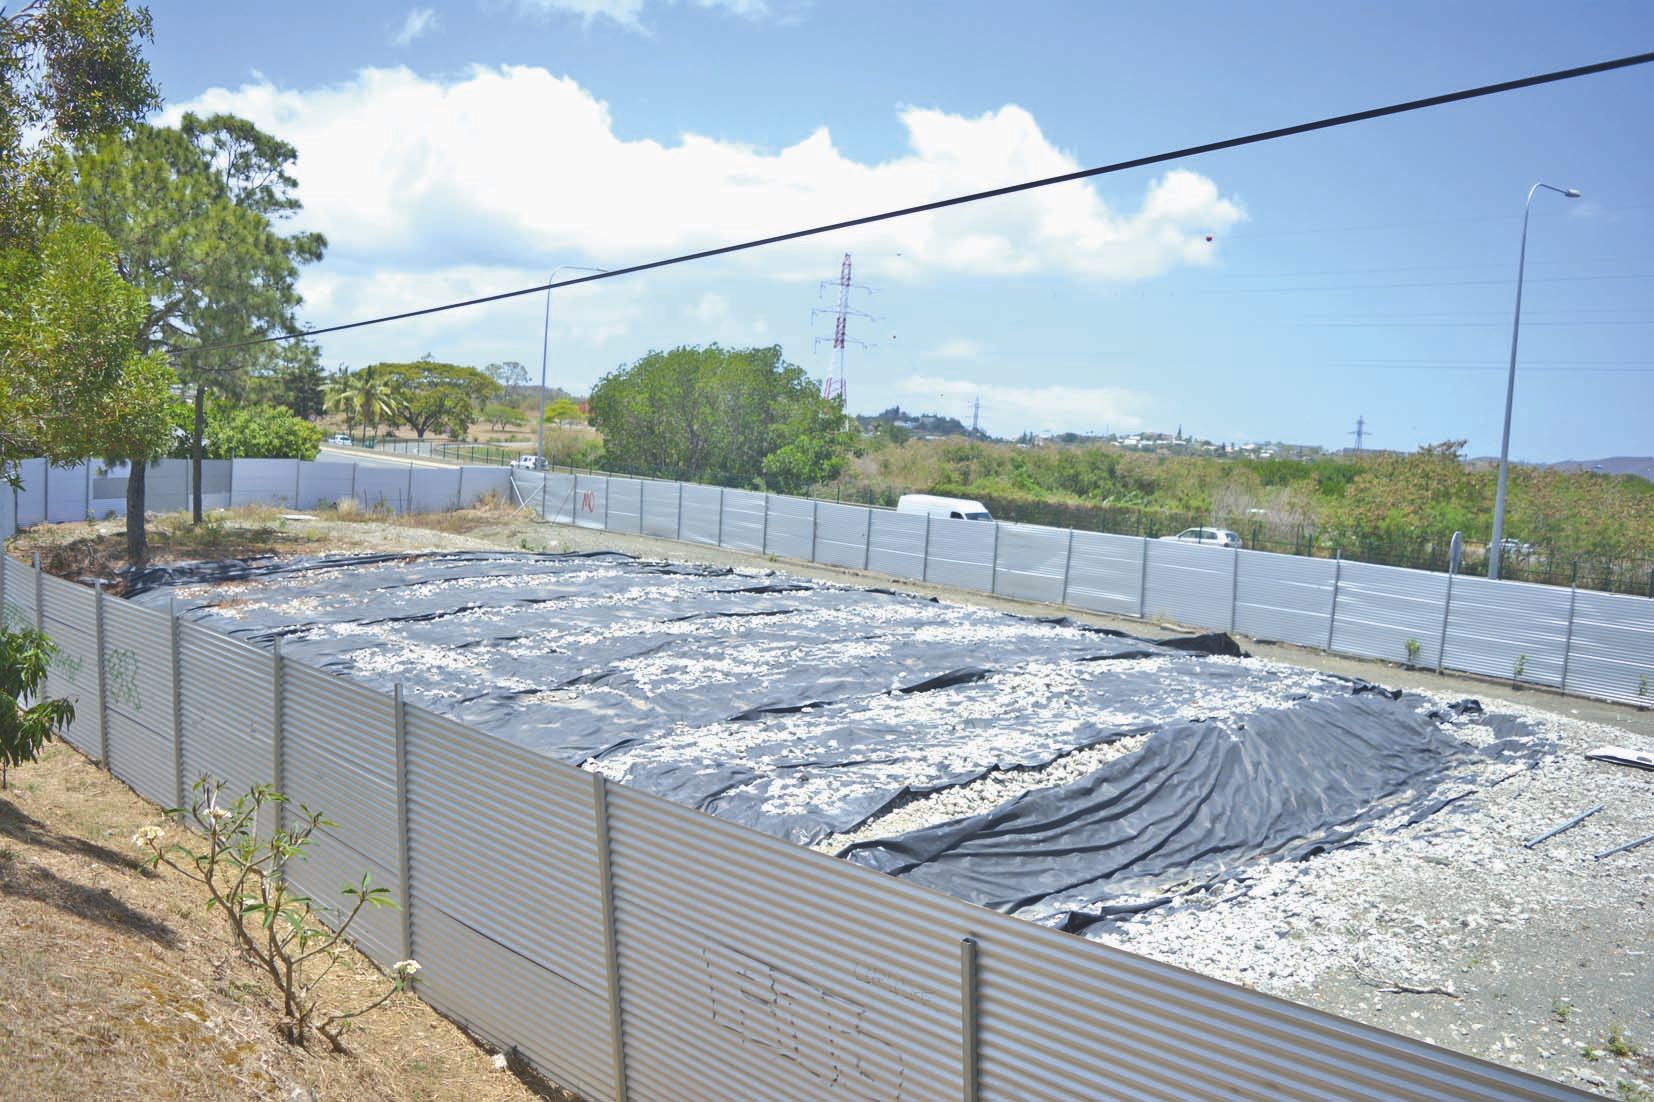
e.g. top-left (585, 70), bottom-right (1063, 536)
top-left (685, 292), bottom-right (770, 342)
top-left (517, 0), bottom-right (768, 30)
top-left (897, 374), bottom-right (1146, 435)
top-left (391, 8), bottom-right (439, 46)
top-left (928, 339), bottom-right (981, 361)
top-left (167, 66), bottom-right (1243, 287)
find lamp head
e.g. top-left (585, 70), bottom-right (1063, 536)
top-left (1564, 188), bottom-right (1581, 198)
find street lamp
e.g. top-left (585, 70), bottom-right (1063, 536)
top-left (535, 265), bottom-right (607, 464)
top-left (1488, 182), bottom-right (1579, 581)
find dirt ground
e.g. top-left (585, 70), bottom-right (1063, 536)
top-left (7, 505), bottom-right (1653, 1100)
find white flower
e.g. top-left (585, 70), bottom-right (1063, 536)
top-left (131, 825), bottom-right (164, 848)
top-left (206, 806), bottom-right (231, 823)
top-left (393, 959), bottom-right (421, 976)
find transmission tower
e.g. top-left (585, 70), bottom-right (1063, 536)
top-left (971, 395), bottom-right (981, 436)
top-left (811, 253), bottom-right (874, 403)
top-left (1349, 415), bottom-right (1368, 453)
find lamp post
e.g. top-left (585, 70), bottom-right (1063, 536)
top-left (1488, 182), bottom-right (1579, 581)
top-left (535, 265), bottom-right (607, 464)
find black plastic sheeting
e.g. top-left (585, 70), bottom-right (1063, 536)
top-left (843, 693), bottom-right (1541, 930)
top-left (127, 551), bottom-right (1545, 923)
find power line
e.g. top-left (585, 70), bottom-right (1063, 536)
top-left (177, 48), bottom-right (1654, 358)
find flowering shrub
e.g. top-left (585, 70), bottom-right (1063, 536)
top-left (134, 778), bottom-right (418, 1051)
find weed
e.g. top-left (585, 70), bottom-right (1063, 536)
top-left (1403, 637), bottom-right (1421, 667)
top-left (1585, 1046), bottom-right (1602, 1063)
top-left (1618, 1080), bottom-right (1652, 1102)
top-left (1512, 653), bottom-right (1528, 683)
top-left (1607, 1023), bottom-right (1639, 1059)
top-left (1553, 997), bottom-right (1574, 1024)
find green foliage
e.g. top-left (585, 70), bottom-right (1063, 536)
top-left (134, 778), bottom-right (417, 1051)
top-left (589, 344), bottom-right (853, 490)
top-left (0, 626), bottom-right (76, 788)
top-left (371, 360), bottom-right (499, 439)
top-left (0, 221), bottom-right (178, 475)
top-left (1404, 638), bottom-right (1421, 667)
top-left (0, 0), bottom-right (158, 246)
top-left (247, 342), bottom-right (326, 419)
top-left (482, 403), bottom-right (525, 431)
top-left (483, 360), bottom-right (530, 389)
top-left (174, 399), bottom-right (322, 460)
top-left (542, 396), bottom-right (584, 425)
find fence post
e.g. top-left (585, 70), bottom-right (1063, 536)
top-left (590, 773), bottom-right (630, 1102)
top-left (1326, 552), bottom-right (1343, 652)
top-left (921, 513), bottom-right (932, 582)
top-left (760, 494), bottom-right (771, 554)
top-left (989, 523), bottom-right (1001, 595)
top-left (33, 551), bottom-right (42, 634)
top-left (675, 482), bottom-right (685, 540)
top-left (1435, 569), bottom-right (1457, 675)
top-left (406, 463), bottom-right (415, 515)
top-left (602, 477), bottom-right (611, 531)
top-left (1229, 547), bottom-right (1240, 633)
top-left (716, 487), bottom-right (725, 546)
top-left (862, 508), bottom-right (873, 570)
top-left (349, 461), bottom-right (358, 506)
top-left (392, 684), bottom-right (415, 965)
top-left (94, 583), bottom-right (109, 767)
top-left (169, 598), bottom-right (185, 815)
top-left (1059, 527), bottom-right (1075, 606)
top-left (293, 461), bottom-right (302, 508)
top-left (1137, 536), bottom-right (1150, 619)
top-left (959, 936), bottom-right (979, 1102)
top-left (1560, 582), bottom-right (1579, 692)
top-left (271, 637), bottom-right (286, 846)
top-left (810, 500), bottom-right (820, 563)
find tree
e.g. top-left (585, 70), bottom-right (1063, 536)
top-left (323, 367), bottom-right (395, 442)
top-left (0, 0), bottom-right (158, 247)
top-left (482, 403), bottom-right (525, 432)
top-left (373, 360), bottom-right (498, 439)
top-left (588, 344), bottom-right (852, 489)
top-left (173, 399), bottom-right (321, 460)
top-left (483, 360), bottom-right (530, 389)
top-left (66, 113), bottom-right (325, 560)
top-left (248, 341), bottom-right (326, 419)
top-left (0, 222), bottom-right (177, 481)
top-left (542, 397), bottom-right (585, 425)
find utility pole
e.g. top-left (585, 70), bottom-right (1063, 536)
top-left (970, 395), bottom-right (981, 437)
top-left (192, 385), bottom-right (205, 524)
top-left (811, 253), bottom-right (874, 404)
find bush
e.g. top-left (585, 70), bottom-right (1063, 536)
top-left (0, 626), bottom-right (75, 788)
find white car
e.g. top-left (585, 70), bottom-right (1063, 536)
top-left (1160, 527), bottom-right (1242, 549)
top-left (512, 454), bottom-right (548, 471)
top-left (326, 434), bottom-right (353, 446)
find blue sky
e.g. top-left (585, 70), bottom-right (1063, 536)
top-left (147, 1), bottom-right (1654, 460)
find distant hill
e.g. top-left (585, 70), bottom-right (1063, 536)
top-left (1546, 456), bottom-right (1654, 481)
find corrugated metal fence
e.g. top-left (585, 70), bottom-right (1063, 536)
top-left (508, 472), bottom-right (1654, 708)
top-left (1, 456), bottom-right (513, 529)
top-left (0, 552), bottom-right (1591, 1100)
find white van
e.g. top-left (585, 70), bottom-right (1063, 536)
top-left (895, 494), bottom-right (993, 521)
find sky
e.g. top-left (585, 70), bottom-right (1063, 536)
top-left (145, 1), bottom-right (1654, 460)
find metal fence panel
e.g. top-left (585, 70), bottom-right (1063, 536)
top-left (573, 474), bottom-right (609, 529)
top-left (975, 911), bottom-right (1580, 1102)
top-left (1235, 550), bottom-right (1337, 648)
top-left (39, 573), bottom-right (101, 756)
top-left (1564, 589), bottom-right (1654, 705)
top-left (543, 473), bottom-right (578, 524)
top-left (763, 495), bottom-right (814, 560)
top-left (866, 509), bottom-right (927, 580)
top-left (1330, 560), bottom-right (1451, 670)
top-left (720, 489), bottom-right (766, 552)
top-left (458, 466), bottom-right (511, 505)
top-left (1442, 576), bottom-right (1570, 689)
top-left (281, 661), bottom-right (402, 965)
top-left (1143, 539), bottom-right (1233, 628)
top-left (995, 524), bottom-right (1069, 605)
top-left (145, 459), bottom-right (192, 514)
top-left (101, 597), bottom-right (176, 806)
top-left (680, 483), bottom-right (722, 545)
top-left (605, 783), bottom-right (968, 1102)
top-left (813, 501), bottom-right (868, 569)
top-left (14, 458), bottom-right (45, 527)
top-left (0, 484), bottom-right (14, 541)
top-left (410, 468), bottom-right (463, 514)
top-left (354, 465), bottom-right (412, 514)
top-left (177, 622), bottom-right (275, 830)
top-left (1063, 531), bottom-right (1145, 616)
top-left (640, 479), bottom-right (680, 539)
top-left (297, 461), bottom-right (355, 509)
top-left (2, 555), bottom-right (35, 631)
top-left (404, 706), bottom-right (615, 1102)
top-left (926, 517), bottom-right (996, 592)
top-left (45, 461), bottom-right (91, 522)
top-left (200, 459), bottom-right (232, 511)
top-left (231, 458), bottom-right (301, 507)
top-left (606, 478), bottom-right (644, 534)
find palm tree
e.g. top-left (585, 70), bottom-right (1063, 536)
top-left (321, 368), bottom-right (358, 439)
top-left (322, 367), bottom-right (395, 443)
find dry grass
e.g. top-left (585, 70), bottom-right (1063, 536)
top-left (0, 741), bottom-right (575, 1102)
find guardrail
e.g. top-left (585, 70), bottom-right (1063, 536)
top-left (0, 552), bottom-right (1590, 1101)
